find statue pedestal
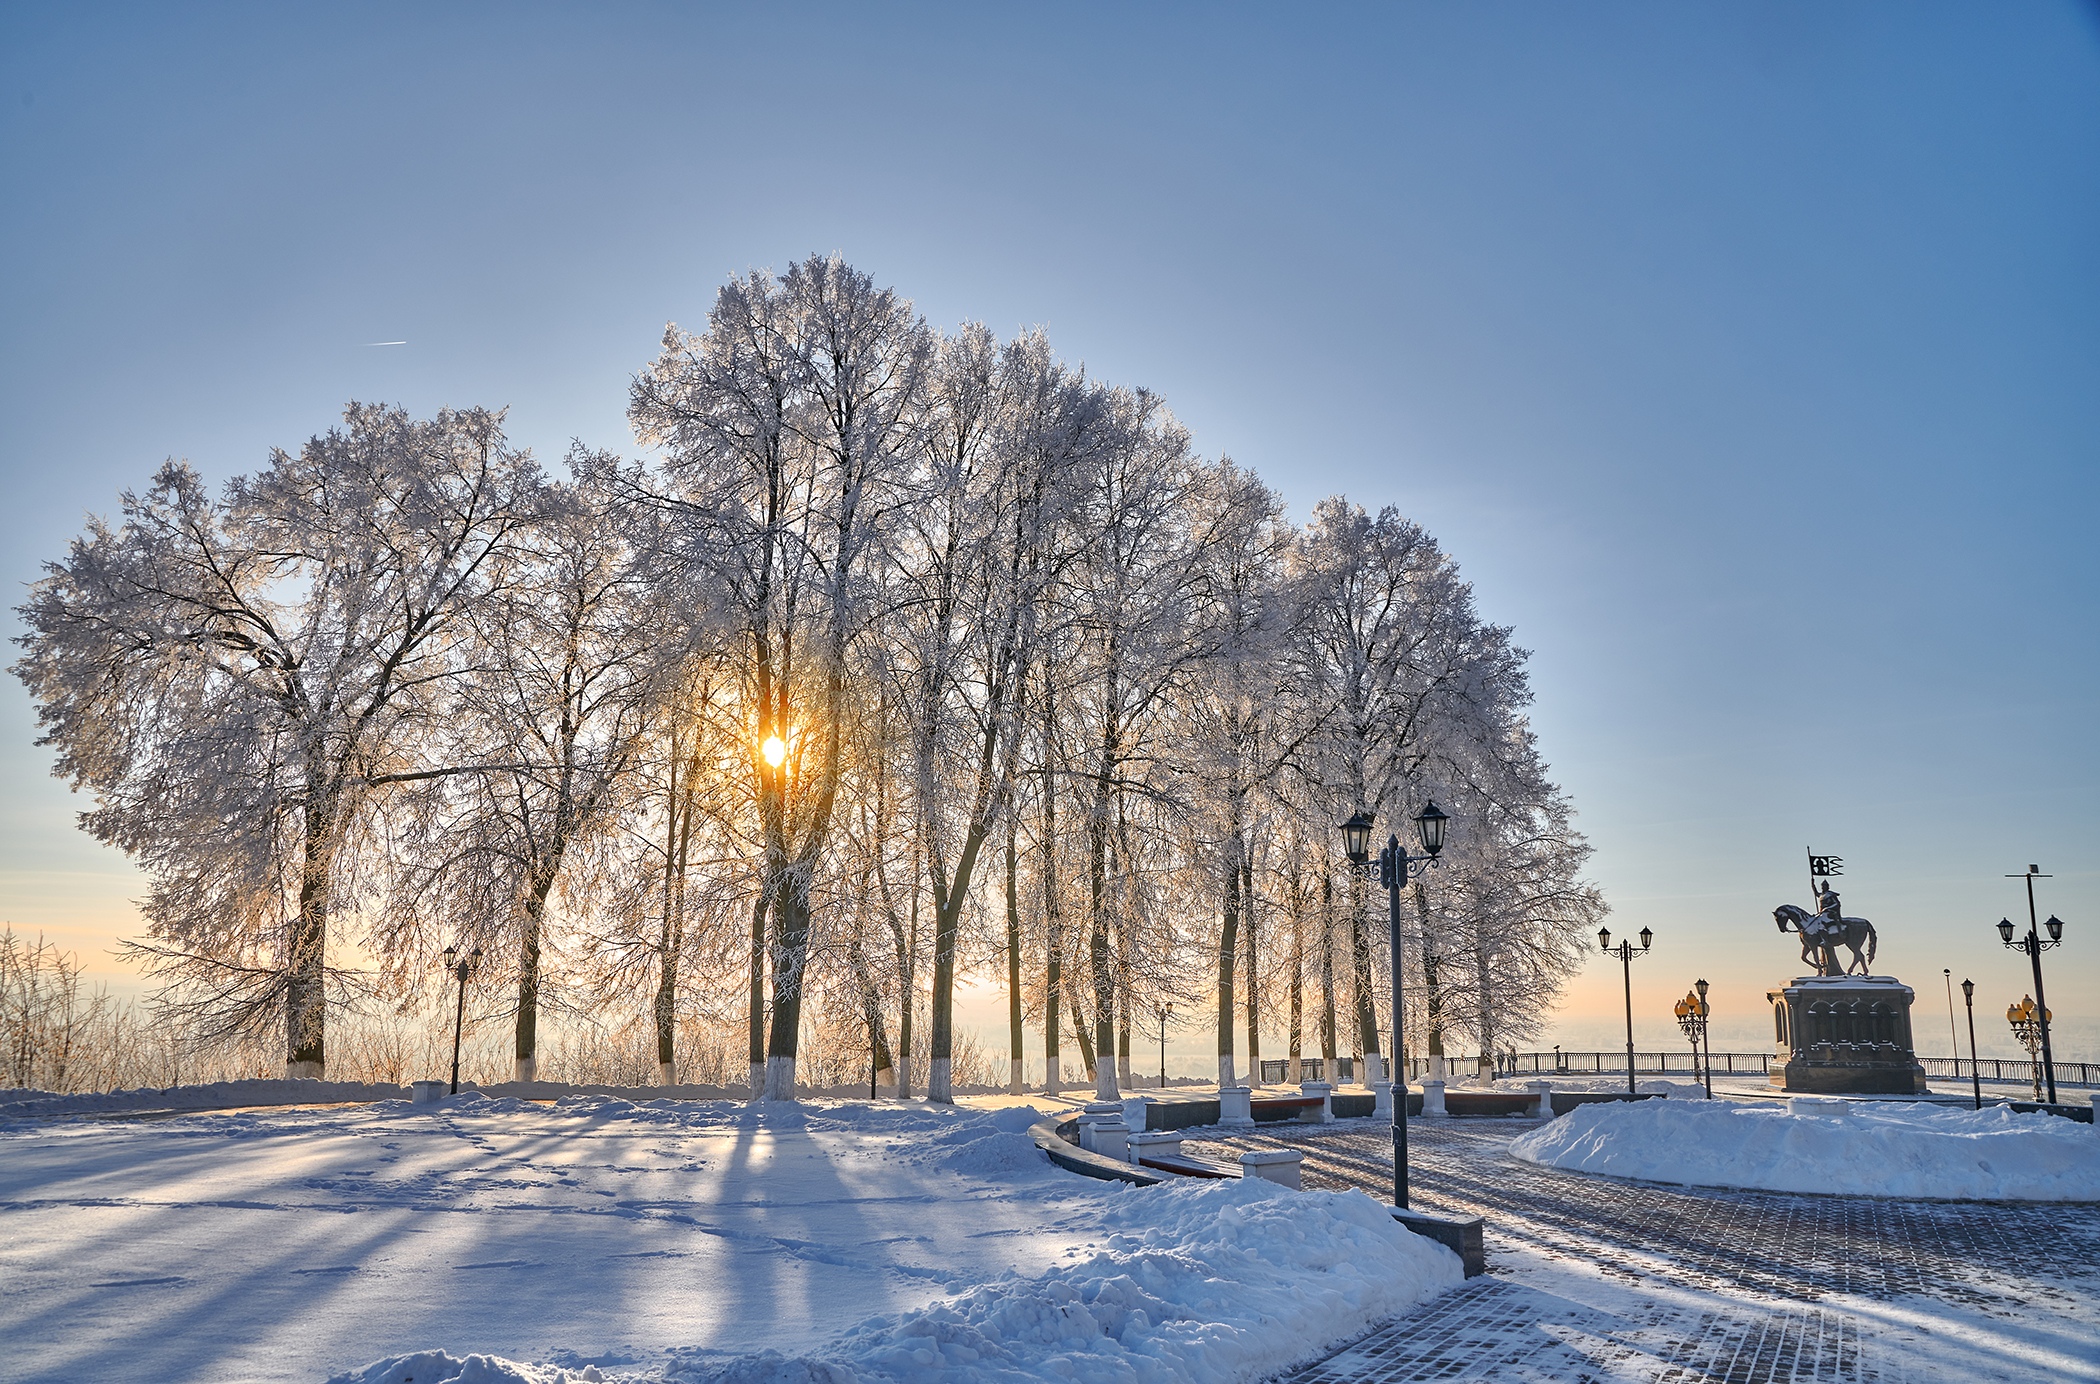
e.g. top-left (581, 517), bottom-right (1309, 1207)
top-left (1766, 975), bottom-right (1929, 1095)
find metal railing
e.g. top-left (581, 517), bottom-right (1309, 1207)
top-left (1253, 1052), bottom-right (2095, 1087)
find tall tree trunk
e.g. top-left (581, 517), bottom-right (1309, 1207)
top-left (1067, 972), bottom-right (1097, 1080)
top-left (747, 885), bottom-right (769, 1097)
top-left (656, 789), bottom-right (692, 1085)
top-left (1351, 882), bottom-right (1383, 1085)
top-left (1087, 761), bottom-right (1118, 1102)
top-left (1040, 682), bottom-right (1062, 1095)
top-left (1319, 870), bottom-right (1338, 1077)
top-left (1243, 857), bottom-right (1260, 1084)
top-left (285, 792), bottom-right (335, 1078)
top-left (762, 865), bottom-right (816, 1100)
top-left (1215, 835), bottom-right (1240, 1089)
top-left (514, 885), bottom-right (548, 1082)
top-left (1005, 820), bottom-right (1024, 1094)
top-left (1288, 886), bottom-right (1304, 1083)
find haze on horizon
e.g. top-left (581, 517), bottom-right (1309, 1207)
top-left (2, 3), bottom-right (2095, 1064)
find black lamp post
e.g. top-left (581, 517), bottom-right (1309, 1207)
top-left (1340, 800), bottom-right (1448, 1211)
top-left (1157, 1001), bottom-right (1173, 1089)
top-left (442, 945), bottom-right (481, 1095)
top-left (1959, 977), bottom-right (1980, 1110)
top-left (1597, 925), bottom-right (1652, 1096)
top-left (1999, 865), bottom-right (2066, 1106)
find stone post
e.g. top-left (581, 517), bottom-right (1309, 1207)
top-left (1218, 1086), bottom-right (1255, 1129)
top-left (1298, 1080), bottom-right (1335, 1122)
top-left (1422, 1079), bottom-right (1447, 1117)
top-left (1370, 1080), bottom-right (1394, 1120)
top-left (1527, 1080), bottom-right (1552, 1119)
top-left (1240, 1149), bottom-right (1303, 1188)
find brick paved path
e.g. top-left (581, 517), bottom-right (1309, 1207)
top-left (1187, 1119), bottom-right (2100, 1383)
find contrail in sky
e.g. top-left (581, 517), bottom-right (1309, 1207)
top-left (366, 341), bottom-right (407, 346)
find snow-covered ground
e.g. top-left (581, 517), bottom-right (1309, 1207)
top-left (1511, 1096), bottom-right (2100, 1200)
top-left (0, 1093), bottom-right (1459, 1383)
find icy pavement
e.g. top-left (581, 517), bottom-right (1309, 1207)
top-left (0, 1093), bottom-right (1458, 1383)
top-left (1187, 1118), bottom-right (2100, 1383)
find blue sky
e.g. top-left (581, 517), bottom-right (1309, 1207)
top-left (3, 3), bottom-right (2095, 1059)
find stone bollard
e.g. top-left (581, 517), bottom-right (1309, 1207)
top-left (1241, 1148), bottom-right (1303, 1189)
top-left (410, 1080), bottom-right (446, 1105)
top-left (1789, 1096), bottom-right (1846, 1117)
top-left (1076, 1100), bottom-right (1124, 1154)
top-left (1126, 1130), bottom-right (1184, 1166)
top-left (1527, 1080), bottom-right (1553, 1120)
top-left (1370, 1080), bottom-right (1394, 1120)
top-left (1218, 1085), bottom-right (1255, 1129)
top-left (1422, 1079), bottom-right (1447, 1117)
top-left (2091, 1093), bottom-right (2100, 1122)
top-left (1298, 1081), bottom-right (1335, 1122)
top-left (1088, 1116), bottom-right (1129, 1162)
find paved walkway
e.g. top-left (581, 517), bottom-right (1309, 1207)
top-left (1186, 1118), bottom-right (2100, 1383)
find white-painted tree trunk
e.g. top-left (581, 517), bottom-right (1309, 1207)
top-left (928, 1056), bottom-right (952, 1103)
top-left (762, 1054), bottom-right (797, 1102)
top-left (1363, 1051), bottom-right (1385, 1085)
top-left (658, 1061), bottom-right (677, 1086)
top-left (747, 1061), bottom-right (765, 1100)
top-left (513, 1056), bottom-right (536, 1083)
top-left (1218, 1053), bottom-right (1238, 1089)
top-left (875, 1064), bottom-right (897, 1097)
top-left (285, 1060), bottom-right (323, 1080)
top-left (1008, 1057), bottom-right (1024, 1095)
top-left (1094, 1061), bottom-right (1120, 1102)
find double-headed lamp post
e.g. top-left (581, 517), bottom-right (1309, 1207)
top-left (1597, 925), bottom-right (1653, 1096)
top-left (2006, 996), bottom-right (2051, 1101)
top-left (1340, 800), bottom-right (1448, 1212)
top-left (1674, 980), bottom-right (1712, 1098)
top-left (441, 945), bottom-right (482, 1095)
top-left (1997, 865), bottom-right (2066, 1106)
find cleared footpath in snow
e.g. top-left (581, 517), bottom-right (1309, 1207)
top-left (0, 1093), bottom-right (1460, 1383)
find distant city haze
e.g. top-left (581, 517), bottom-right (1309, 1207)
top-left (2, 4), bottom-right (2094, 1064)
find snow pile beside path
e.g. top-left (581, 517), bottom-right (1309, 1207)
top-left (1511, 1098), bottom-right (2100, 1200)
top-left (1476, 1076), bottom-right (1705, 1098)
top-left (331, 1102), bottom-right (1456, 1384)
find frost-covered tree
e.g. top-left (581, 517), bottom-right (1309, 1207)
top-left (13, 406), bottom-right (542, 1074)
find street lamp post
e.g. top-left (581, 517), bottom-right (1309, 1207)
top-left (1340, 800), bottom-right (1448, 1211)
top-left (1959, 978), bottom-right (1980, 1110)
top-left (1157, 1001), bottom-right (1173, 1089)
top-left (1998, 865), bottom-right (2066, 1106)
top-left (1674, 982), bottom-right (1712, 1098)
top-left (1597, 925), bottom-right (1653, 1096)
top-left (441, 945), bottom-right (482, 1095)
top-left (2007, 996), bottom-right (2049, 1101)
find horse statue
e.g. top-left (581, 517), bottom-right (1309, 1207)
top-left (1773, 902), bottom-right (1878, 977)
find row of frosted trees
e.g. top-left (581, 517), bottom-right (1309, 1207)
top-left (14, 256), bottom-right (1604, 1101)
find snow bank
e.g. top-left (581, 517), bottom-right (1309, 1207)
top-left (336, 1168), bottom-right (1454, 1384)
top-left (5, 1091), bottom-right (1457, 1383)
top-left (1511, 1098), bottom-right (2100, 1200)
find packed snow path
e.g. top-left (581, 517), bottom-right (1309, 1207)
top-left (1188, 1118), bottom-right (2100, 1382)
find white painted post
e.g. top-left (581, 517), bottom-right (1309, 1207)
top-left (1528, 1080), bottom-right (1553, 1119)
top-left (1422, 1079), bottom-right (1447, 1117)
top-left (1298, 1081), bottom-right (1335, 1122)
top-left (1240, 1149), bottom-right (1303, 1189)
top-left (1218, 1086), bottom-right (1255, 1129)
top-left (1370, 1080), bottom-right (1394, 1120)
top-left (410, 1080), bottom-right (446, 1105)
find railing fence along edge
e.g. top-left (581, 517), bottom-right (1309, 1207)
top-left (1251, 1053), bottom-right (2097, 1087)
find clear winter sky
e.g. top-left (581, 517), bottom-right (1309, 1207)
top-left (3, 4), bottom-right (2095, 1065)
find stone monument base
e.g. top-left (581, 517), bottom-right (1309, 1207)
top-left (1766, 974), bottom-right (1929, 1095)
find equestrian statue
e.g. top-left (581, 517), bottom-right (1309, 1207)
top-left (1773, 878), bottom-right (1878, 976)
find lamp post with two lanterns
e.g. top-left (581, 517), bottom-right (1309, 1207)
top-left (1673, 980), bottom-right (1711, 1098)
top-left (441, 945), bottom-right (482, 1095)
top-left (1339, 800), bottom-right (1448, 1212)
top-left (1997, 865), bottom-right (2066, 1106)
top-left (1597, 925), bottom-right (1652, 1097)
